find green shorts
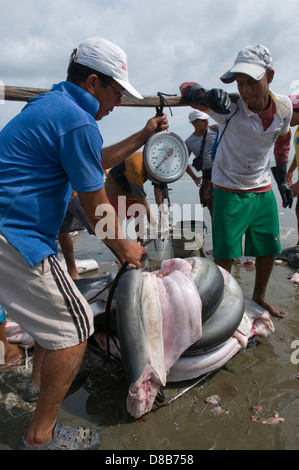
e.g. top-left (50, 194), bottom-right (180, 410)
top-left (212, 189), bottom-right (281, 259)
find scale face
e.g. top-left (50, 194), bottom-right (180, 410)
top-left (143, 131), bottom-right (189, 183)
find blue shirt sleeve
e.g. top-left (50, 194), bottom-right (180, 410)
top-left (59, 123), bottom-right (105, 192)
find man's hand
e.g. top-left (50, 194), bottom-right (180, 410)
top-left (193, 176), bottom-right (202, 187)
top-left (143, 114), bottom-right (169, 140)
top-left (79, 189), bottom-right (146, 269)
top-left (271, 165), bottom-right (293, 208)
top-left (101, 114), bottom-right (169, 170)
top-left (291, 180), bottom-right (299, 197)
top-left (278, 183), bottom-right (293, 208)
top-left (180, 82), bottom-right (231, 114)
top-left (287, 169), bottom-right (293, 185)
top-left (119, 240), bottom-right (145, 269)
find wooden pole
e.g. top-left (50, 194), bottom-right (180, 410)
top-left (3, 85), bottom-right (239, 107)
top-left (4, 86), bottom-right (50, 102)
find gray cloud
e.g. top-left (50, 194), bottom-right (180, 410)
top-left (1, 0), bottom-right (298, 143)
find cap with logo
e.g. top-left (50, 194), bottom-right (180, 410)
top-left (72, 38), bottom-right (143, 99)
top-left (220, 44), bottom-right (273, 84)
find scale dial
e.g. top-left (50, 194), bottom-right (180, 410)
top-left (143, 131), bottom-right (189, 183)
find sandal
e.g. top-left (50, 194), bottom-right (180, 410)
top-left (22, 370), bottom-right (88, 403)
top-left (22, 382), bottom-right (40, 403)
top-left (0, 354), bottom-right (27, 370)
top-left (19, 422), bottom-right (102, 450)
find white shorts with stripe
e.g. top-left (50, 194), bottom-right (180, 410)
top-left (0, 233), bottom-right (94, 350)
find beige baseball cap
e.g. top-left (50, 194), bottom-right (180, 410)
top-left (220, 44), bottom-right (273, 84)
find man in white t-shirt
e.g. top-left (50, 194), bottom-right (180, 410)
top-left (185, 109), bottom-right (217, 216)
top-left (180, 44), bottom-right (293, 319)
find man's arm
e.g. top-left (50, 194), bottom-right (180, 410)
top-left (77, 188), bottom-right (145, 268)
top-left (274, 130), bottom-right (291, 167)
top-left (134, 195), bottom-right (157, 225)
top-left (186, 165), bottom-right (202, 186)
top-left (179, 82), bottom-right (231, 115)
top-left (291, 180), bottom-right (299, 197)
top-left (271, 129), bottom-right (293, 208)
top-left (101, 114), bottom-right (168, 169)
top-left (287, 154), bottom-right (297, 185)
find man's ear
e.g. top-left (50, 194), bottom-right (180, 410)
top-left (267, 69), bottom-right (275, 84)
top-left (84, 74), bottom-right (98, 95)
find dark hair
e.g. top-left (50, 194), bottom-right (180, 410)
top-left (67, 49), bottom-right (113, 86)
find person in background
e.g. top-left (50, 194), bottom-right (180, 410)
top-left (0, 304), bottom-right (23, 367)
top-left (0, 37), bottom-right (167, 450)
top-left (287, 94), bottom-right (299, 245)
top-left (58, 190), bottom-right (94, 279)
top-left (152, 182), bottom-right (172, 226)
top-left (180, 44), bottom-right (293, 319)
top-left (185, 109), bottom-right (217, 220)
top-left (105, 151), bottom-right (158, 244)
top-left (291, 180), bottom-right (299, 197)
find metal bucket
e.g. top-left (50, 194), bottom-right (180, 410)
top-left (145, 226), bottom-right (174, 261)
top-left (146, 236), bottom-right (174, 261)
top-left (172, 220), bottom-right (204, 258)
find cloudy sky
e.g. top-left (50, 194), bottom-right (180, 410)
top-left (1, 0), bottom-right (298, 145)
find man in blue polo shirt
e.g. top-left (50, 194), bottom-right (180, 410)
top-left (0, 38), bottom-right (168, 450)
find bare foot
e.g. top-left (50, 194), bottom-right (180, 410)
top-left (0, 344), bottom-right (23, 367)
top-left (70, 273), bottom-right (81, 280)
top-left (252, 296), bottom-right (287, 319)
top-left (68, 269), bottom-right (80, 280)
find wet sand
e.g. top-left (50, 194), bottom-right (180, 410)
top-left (0, 180), bottom-right (298, 451)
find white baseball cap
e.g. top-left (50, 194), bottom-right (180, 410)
top-left (220, 44), bottom-right (273, 84)
top-left (72, 38), bottom-right (143, 99)
top-left (188, 110), bottom-right (209, 122)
